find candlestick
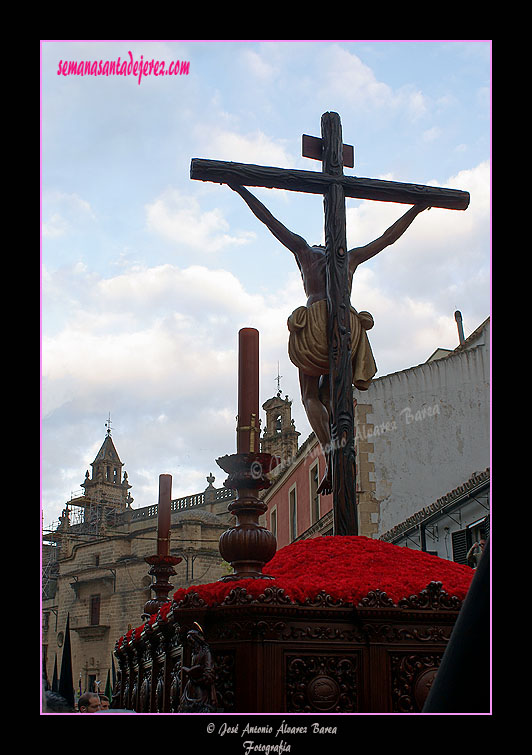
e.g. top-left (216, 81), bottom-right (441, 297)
top-left (157, 474), bottom-right (172, 557)
top-left (216, 452), bottom-right (279, 580)
top-left (216, 327), bottom-right (279, 581)
top-left (142, 473), bottom-right (181, 620)
top-left (142, 553), bottom-right (182, 620)
top-left (237, 328), bottom-right (260, 453)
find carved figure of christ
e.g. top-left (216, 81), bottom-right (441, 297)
top-left (227, 183), bottom-right (428, 494)
top-left (190, 111), bottom-right (469, 536)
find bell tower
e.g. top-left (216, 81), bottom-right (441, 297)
top-left (261, 368), bottom-right (300, 473)
top-left (80, 416), bottom-right (133, 518)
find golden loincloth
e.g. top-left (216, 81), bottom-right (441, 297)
top-left (287, 299), bottom-right (377, 389)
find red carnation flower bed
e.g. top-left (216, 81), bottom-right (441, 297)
top-left (117, 537), bottom-right (475, 647)
top-left (172, 535), bottom-right (474, 608)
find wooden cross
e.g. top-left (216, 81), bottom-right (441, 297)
top-left (190, 112), bottom-right (469, 536)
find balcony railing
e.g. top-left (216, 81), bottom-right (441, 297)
top-left (130, 487), bottom-right (235, 522)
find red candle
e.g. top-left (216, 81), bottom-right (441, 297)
top-left (157, 474), bottom-right (172, 556)
top-left (237, 328), bottom-right (259, 453)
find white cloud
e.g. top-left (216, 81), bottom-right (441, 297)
top-left (422, 126), bottom-right (442, 143)
top-left (42, 192), bottom-right (96, 238)
top-left (239, 49), bottom-right (277, 81)
top-left (42, 212), bottom-right (69, 239)
top-left (351, 266), bottom-right (463, 371)
top-left (41, 262), bottom-right (300, 418)
top-left (41, 259), bottom-right (307, 518)
top-left (97, 263), bottom-right (266, 321)
top-left (315, 44), bottom-right (428, 120)
top-left (400, 87), bottom-right (428, 120)
top-left (446, 160), bottom-right (490, 209)
top-left (145, 189), bottom-right (255, 251)
top-left (318, 45), bottom-right (392, 107)
top-left (193, 125), bottom-right (293, 168)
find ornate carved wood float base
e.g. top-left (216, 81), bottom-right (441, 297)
top-left (114, 581), bottom-right (462, 714)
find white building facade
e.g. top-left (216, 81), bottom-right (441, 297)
top-left (354, 318), bottom-right (490, 563)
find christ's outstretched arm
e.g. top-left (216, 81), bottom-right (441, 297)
top-left (348, 203), bottom-right (429, 270)
top-left (229, 184), bottom-right (310, 257)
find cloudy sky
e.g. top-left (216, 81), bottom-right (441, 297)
top-left (41, 40), bottom-right (491, 529)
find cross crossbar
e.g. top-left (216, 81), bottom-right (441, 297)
top-left (190, 158), bottom-right (469, 210)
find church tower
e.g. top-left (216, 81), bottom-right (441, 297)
top-left (78, 417), bottom-right (133, 533)
top-left (261, 371), bottom-right (300, 474)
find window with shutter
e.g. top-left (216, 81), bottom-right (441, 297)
top-left (451, 529), bottom-right (472, 565)
top-left (310, 463), bottom-right (320, 524)
top-left (289, 487), bottom-right (297, 541)
top-left (270, 508), bottom-right (277, 539)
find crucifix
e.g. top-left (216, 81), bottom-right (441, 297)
top-left (191, 112), bottom-right (469, 537)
